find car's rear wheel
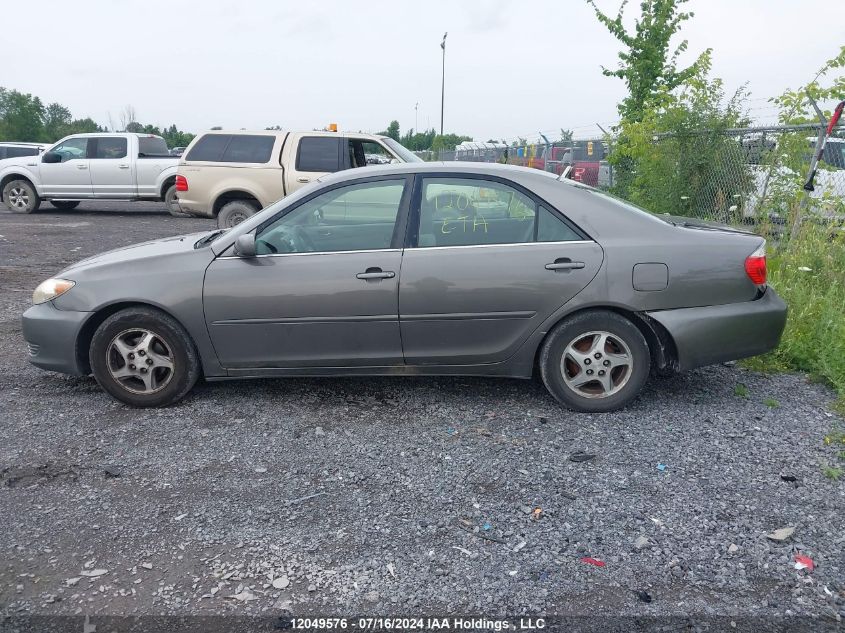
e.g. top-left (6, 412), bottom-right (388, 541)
top-left (51, 201), bottom-right (80, 210)
top-left (540, 310), bottom-right (650, 412)
top-left (89, 307), bottom-right (200, 407)
top-left (164, 184), bottom-right (189, 217)
top-left (3, 179), bottom-right (40, 213)
top-left (217, 200), bottom-right (258, 229)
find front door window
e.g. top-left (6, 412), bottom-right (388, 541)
top-left (255, 179), bottom-right (406, 255)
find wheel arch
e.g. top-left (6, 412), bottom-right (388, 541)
top-left (159, 175), bottom-right (177, 199)
top-left (212, 190), bottom-right (262, 216)
top-left (532, 304), bottom-right (678, 376)
top-left (0, 173), bottom-right (37, 203)
top-left (75, 301), bottom-right (202, 375)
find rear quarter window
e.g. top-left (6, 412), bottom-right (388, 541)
top-left (296, 137), bottom-right (341, 172)
top-left (186, 134), bottom-right (232, 162)
top-left (221, 135), bottom-right (275, 163)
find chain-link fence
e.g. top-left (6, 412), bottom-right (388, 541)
top-left (420, 124), bottom-right (845, 231)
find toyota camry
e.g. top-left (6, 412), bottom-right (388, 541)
top-left (22, 163), bottom-right (787, 412)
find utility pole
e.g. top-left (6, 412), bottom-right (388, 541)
top-left (415, 102), bottom-right (419, 133)
top-left (440, 32), bottom-right (447, 136)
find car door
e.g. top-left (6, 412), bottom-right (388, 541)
top-left (285, 136), bottom-right (342, 193)
top-left (39, 137), bottom-right (93, 198)
top-left (203, 176), bottom-right (411, 369)
top-left (89, 136), bottom-right (135, 197)
top-left (398, 175), bottom-right (604, 365)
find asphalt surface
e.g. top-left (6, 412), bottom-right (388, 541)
top-left (1, 201), bottom-right (844, 630)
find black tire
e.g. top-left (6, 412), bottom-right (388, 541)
top-left (539, 310), bottom-right (650, 413)
top-left (89, 307), bottom-right (201, 407)
top-left (3, 179), bottom-right (40, 213)
top-left (164, 184), bottom-right (189, 217)
top-left (51, 201), bottom-right (80, 210)
top-left (217, 200), bottom-right (259, 229)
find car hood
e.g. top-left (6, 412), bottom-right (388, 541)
top-left (60, 230), bottom-right (215, 275)
top-left (0, 155), bottom-right (40, 169)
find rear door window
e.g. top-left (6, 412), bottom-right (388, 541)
top-left (413, 177), bottom-right (583, 247)
top-left (92, 137), bottom-right (128, 159)
top-left (221, 135), bottom-right (275, 163)
top-left (186, 134), bottom-right (232, 162)
top-left (296, 137), bottom-right (342, 172)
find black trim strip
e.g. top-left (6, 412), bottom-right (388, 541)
top-left (401, 311), bottom-right (536, 321)
top-left (212, 314), bottom-right (397, 326)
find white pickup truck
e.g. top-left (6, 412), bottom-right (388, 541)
top-left (0, 133), bottom-right (181, 215)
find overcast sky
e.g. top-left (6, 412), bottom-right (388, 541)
top-left (5, 0), bottom-right (844, 142)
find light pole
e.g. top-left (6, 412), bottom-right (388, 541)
top-left (415, 102), bottom-right (419, 133)
top-left (440, 32), bottom-right (447, 136)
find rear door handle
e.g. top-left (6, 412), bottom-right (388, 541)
top-left (297, 177), bottom-right (310, 183)
top-left (356, 267), bottom-right (395, 280)
top-left (545, 259), bottom-right (585, 271)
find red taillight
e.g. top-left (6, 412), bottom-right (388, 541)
top-left (744, 243), bottom-right (767, 285)
top-left (175, 175), bottom-right (188, 192)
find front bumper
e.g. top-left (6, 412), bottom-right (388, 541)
top-left (646, 288), bottom-right (788, 371)
top-left (22, 302), bottom-right (91, 375)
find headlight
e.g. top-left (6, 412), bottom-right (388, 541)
top-left (32, 278), bottom-right (75, 305)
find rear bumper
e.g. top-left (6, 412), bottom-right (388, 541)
top-left (21, 302), bottom-right (90, 376)
top-left (646, 288), bottom-right (787, 371)
top-left (174, 195), bottom-right (214, 218)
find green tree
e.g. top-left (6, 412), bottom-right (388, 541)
top-left (43, 103), bottom-right (73, 141)
top-left (0, 88), bottom-right (46, 141)
top-left (559, 128), bottom-right (574, 141)
top-left (587, 0), bottom-right (710, 121)
top-left (611, 68), bottom-right (753, 220)
top-left (382, 120), bottom-right (400, 141)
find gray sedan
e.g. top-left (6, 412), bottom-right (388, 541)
top-left (22, 163), bottom-right (787, 412)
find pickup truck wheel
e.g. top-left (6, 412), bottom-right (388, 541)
top-left (3, 180), bottom-right (41, 214)
top-left (164, 184), bottom-right (189, 217)
top-left (218, 200), bottom-right (258, 229)
top-left (51, 201), bottom-right (80, 210)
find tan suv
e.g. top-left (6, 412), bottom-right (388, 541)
top-left (176, 130), bottom-right (420, 228)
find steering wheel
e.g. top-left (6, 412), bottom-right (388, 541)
top-left (292, 226), bottom-right (316, 251)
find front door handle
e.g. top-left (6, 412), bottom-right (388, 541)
top-left (118, 164), bottom-right (130, 169)
top-left (356, 267), bottom-right (395, 280)
top-left (76, 164), bottom-right (88, 170)
top-left (297, 177), bottom-right (310, 183)
top-left (545, 258), bottom-right (585, 271)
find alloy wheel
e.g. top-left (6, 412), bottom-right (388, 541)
top-left (560, 330), bottom-right (633, 399)
top-left (106, 328), bottom-right (175, 394)
top-left (9, 187), bottom-right (29, 210)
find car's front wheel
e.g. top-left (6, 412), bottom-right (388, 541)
top-left (3, 179), bottom-right (41, 213)
top-left (539, 310), bottom-right (650, 412)
top-left (89, 307), bottom-right (200, 407)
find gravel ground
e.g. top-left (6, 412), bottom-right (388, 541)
top-left (1, 202), bottom-right (844, 629)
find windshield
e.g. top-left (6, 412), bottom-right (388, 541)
top-left (382, 138), bottom-right (423, 163)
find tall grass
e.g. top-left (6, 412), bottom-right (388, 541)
top-left (746, 226), bottom-right (845, 409)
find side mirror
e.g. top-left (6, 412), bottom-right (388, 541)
top-left (234, 233), bottom-right (256, 257)
top-left (42, 151), bottom-right (62, 164)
